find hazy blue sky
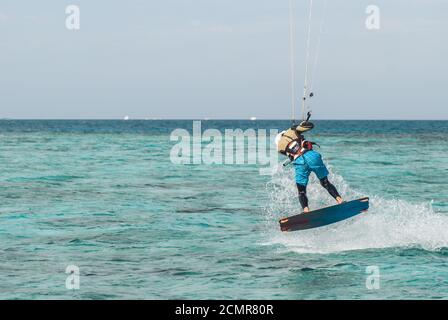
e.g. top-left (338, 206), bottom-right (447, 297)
top-left (0, 0), bottom-right (447, 119)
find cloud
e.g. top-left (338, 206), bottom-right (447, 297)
top-left (190, 20), bottom-right (233, 33)
top-left (0, 12), bottom-right (8, 23)
top-left (208, 24), bottom-right (233, 33)
top-left (190, 19), bottom-right (202, 27)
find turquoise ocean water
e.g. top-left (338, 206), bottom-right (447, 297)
top-left (0, 120), bottom-right (447, 299)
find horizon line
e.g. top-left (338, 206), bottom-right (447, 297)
top-left (1, 118), bottom-right (447, 121)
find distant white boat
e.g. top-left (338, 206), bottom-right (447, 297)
top-left (124, 116), bottom-right (130, 120)
top-left (250, 117), bottom-right (257, 121)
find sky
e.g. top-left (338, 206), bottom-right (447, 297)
top-left (0, 0), bottom-right (447, 120)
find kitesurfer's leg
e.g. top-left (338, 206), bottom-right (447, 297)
top-left (296, 183), bottom-right (310, 213)
top-left (303, 150), bottom-right (344, 205)
top-left (319, 177), bottom-right (343, 204)
top-left (294, 155), bottom-right (311, 212)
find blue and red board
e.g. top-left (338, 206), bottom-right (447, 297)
top-left (279, 197), bottom-right (369, 232)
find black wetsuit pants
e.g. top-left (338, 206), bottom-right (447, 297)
top-left (296, 177), bottom-right (341, 209)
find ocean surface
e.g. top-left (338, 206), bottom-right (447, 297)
top-left (0, 120), bottom-right (447, 299)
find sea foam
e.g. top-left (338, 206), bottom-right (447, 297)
top-left (265, 165), bottom-right (448, 254)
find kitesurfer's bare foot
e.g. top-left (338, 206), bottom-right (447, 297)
top-left (303, 207), bottom-right (310, 213)
top-left (336, 197), bottom-right (344, 204)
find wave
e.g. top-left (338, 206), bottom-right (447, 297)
top-left (264, 165), bottom-right (448, 254)
top-left (6, 175), bottom-right (84, 182)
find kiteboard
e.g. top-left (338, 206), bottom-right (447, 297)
top-left (279, 197), bottom-right (369, 232)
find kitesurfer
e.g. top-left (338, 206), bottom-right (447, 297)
top-left (275, 116), bottom-right (343, 213)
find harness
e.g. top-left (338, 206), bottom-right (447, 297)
top-left (276, 113), bottom-right (318, 161)
top-left (285, 136), bottom-right (317, 158)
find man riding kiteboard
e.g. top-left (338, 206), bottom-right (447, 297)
top-left (275, 113), bottom-right (343, 213)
